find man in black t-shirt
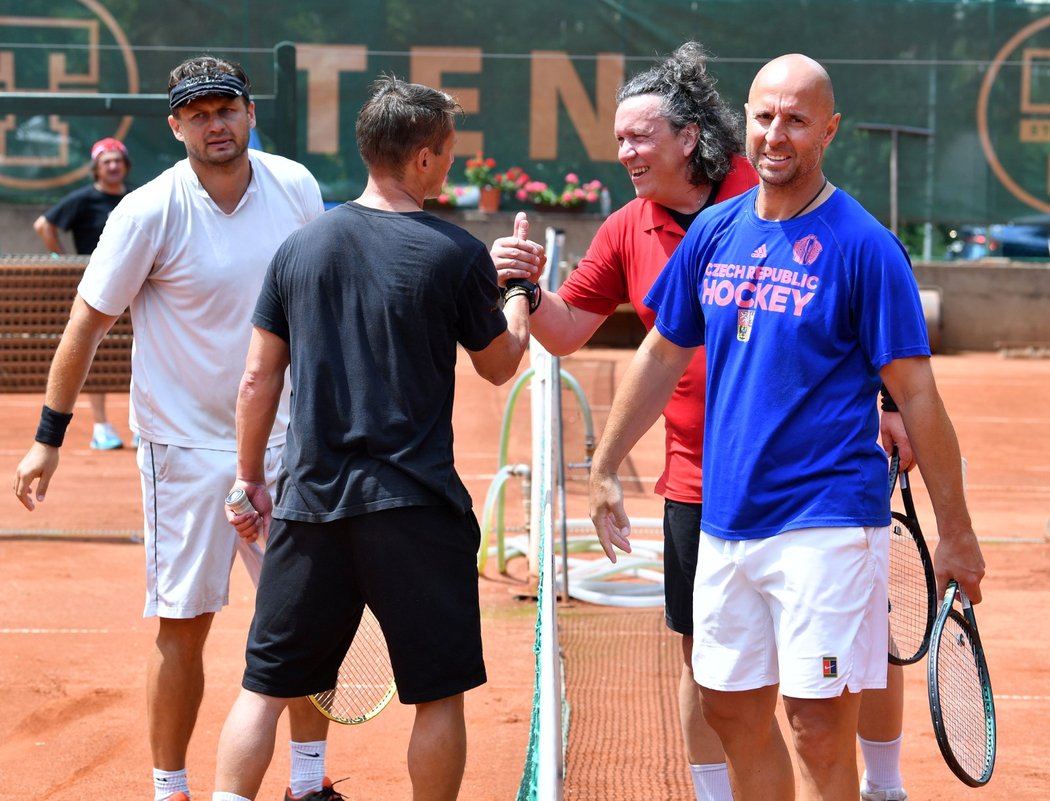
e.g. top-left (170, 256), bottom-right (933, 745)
top-left (33, 137), bottom-right (131, 450)
top-left (212, 77), bottom-right (533, 801)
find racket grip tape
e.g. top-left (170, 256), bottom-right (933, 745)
top-left (225, 488), bottom-right (255, 515)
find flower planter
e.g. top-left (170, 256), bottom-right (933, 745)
top-left (478, 186), bottom-right (502, 213)
top-left (532, 202), bottom-right (585, 214)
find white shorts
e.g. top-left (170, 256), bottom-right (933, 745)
top-left (138, 440), bottom-right (282, 619)
top-left (692, 525), bottom-right (889, 699)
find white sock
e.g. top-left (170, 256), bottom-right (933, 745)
top-left (212, 794), bottom-right (250, 801)
top-left (288, 739), bottom-right (327, 797)
top-left (153, 767), bottom-right (190, 800)
top-left (690, 762), bottom-right (734, 801)
top-left (859, 734), bottom-right (904, 790)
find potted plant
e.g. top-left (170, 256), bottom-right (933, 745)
top-left (494, 166), bottom-right (530, 196)
top-left (464, 154), bottom-right (502, 212)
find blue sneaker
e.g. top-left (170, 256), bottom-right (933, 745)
top-left (90, 426), bottom-right (124, 450)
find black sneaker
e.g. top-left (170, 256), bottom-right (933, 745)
top-left (284, 776), bottom-right (347, 801)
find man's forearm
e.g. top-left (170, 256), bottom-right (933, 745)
top-left (235, 370), bottom-right (283, 482)
top-left (896, 389), bottom-right (972, 535)
top-left (33, 217), bottom-right (64, 254)
top-left (528, 289), bottom-right (605, 357)
top-left (45, 297), bottom-right (118, 413)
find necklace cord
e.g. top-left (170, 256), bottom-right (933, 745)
top-left (789, 177), bottom-right (829, 220)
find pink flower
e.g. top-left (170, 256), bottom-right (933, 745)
top-left (516, 189), bottom-right (528, 201)
top-left (565, 172), bottom-right (579, 184)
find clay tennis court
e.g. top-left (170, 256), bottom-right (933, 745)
top-left (1, 347), bottom-right (1048, 800)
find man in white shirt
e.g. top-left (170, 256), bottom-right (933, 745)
top-left (14, 55), bottom-right (340, 801)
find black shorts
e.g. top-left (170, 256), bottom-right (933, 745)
top-left (243, 505), bottom-right (486, 705)
top-left (663, 499), bottom-right (701, 636)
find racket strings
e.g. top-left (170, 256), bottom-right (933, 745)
top-left (934, 614), bottom-right (992, 780)
top-left (312, 609), bottom-right (396, 722)
top-left (888, 518), bottom-right (934, 662)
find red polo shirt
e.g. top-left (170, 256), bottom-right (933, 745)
top-left (558, 154), bottom-right (758, 503)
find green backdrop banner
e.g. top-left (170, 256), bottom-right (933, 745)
top-left (4, 0), bottom-right (1050, 227)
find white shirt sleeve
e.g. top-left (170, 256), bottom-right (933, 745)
top-left (78, 200), bottom-right (160, 316)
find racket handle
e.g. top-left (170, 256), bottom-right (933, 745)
top-left (225, 488), bottom-right (254, 515)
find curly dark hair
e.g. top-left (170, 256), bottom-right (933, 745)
top-left (356, 75), bottom-right (461, 179)
top-left (617, 41), bottom-right (742, 186)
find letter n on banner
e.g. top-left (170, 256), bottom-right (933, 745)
top-left (529, 51), bottom-right (622, 162)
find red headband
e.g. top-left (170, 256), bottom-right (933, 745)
top-left (91, 137), bottom-right (128, 160)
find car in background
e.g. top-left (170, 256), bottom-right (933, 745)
top-left (945, 215), bottom-right (1050, 260)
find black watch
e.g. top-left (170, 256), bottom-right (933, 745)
top-left (504, 278), bottom-right (542, 314)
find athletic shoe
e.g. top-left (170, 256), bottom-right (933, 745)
top-left (163, 792), bottom-right (190, 801)
top-left (89, 428), bottom-right (124, 450)
top-left (284, 776), bottom-right (347, 801)
top-left (860, 782), bottom-right (909, 801)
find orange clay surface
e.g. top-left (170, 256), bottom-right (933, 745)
top-left (1, 348), bottom-right (1048, 800)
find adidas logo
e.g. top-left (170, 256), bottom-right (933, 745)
top-left (751, 244), bottom-right (768, 258)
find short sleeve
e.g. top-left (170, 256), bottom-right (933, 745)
top-left (559, 216), bottom-right (628, 316)
top-left (77, 204), bottom-right (156, 315)
top-left (851, 234), bottom-right (930, 370)
top-left (252, 243), bottom-right (291, 343)
top-left (645, 226), bottom-right (707, 349)
top-left (44, 192), bottom-right (80, 232)
top-left (455, 248), bottom-right (508, 352)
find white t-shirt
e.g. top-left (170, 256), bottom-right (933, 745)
top-left (79, 150), bottom-right (324, 449)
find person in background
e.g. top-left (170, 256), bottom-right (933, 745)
top-left (33, 137), bottom-right (131, 450)
top-left (15, 56), bottom-right (340, 801)
top-left (492, 42), bottom-right (913, 801)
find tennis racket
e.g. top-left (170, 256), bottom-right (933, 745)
top-left (887, 468), bottom-right (937, 665)
top-left (888, 446), bottom-right (900, 495)
top-left (225, 489), bottom-right (397, 724)
top-left (927, 579), bottom-right (996, 786)
top-left (309, 604), bottom-right (397, 724)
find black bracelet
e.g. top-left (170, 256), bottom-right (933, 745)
top-left (504, 285), bottom-right (530, 306)
top-left (880, 384), bottom-right (899, 413)
top-left (35, 404), bottom-right (73, 447)
top-left (505, 278), bottom-right (541, 314)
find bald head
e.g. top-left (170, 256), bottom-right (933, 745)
top-left (749, 54), bottom-right (835, 118)
top-left (744, 53), bottom-right (841, 209)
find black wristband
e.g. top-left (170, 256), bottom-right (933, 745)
top-left (35, 404), bottom-right (73, 447)
top-left (505, 278), bottom-right (541, 314)
top-left (880, 384), bottom-right (899, 413)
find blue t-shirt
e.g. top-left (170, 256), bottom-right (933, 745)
top-left (645, 186), bottom-right (930, 540)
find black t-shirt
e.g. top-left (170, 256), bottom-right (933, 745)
top-left (254, 202), bottom-right (508, 522)
top-left (44, 184), bottom-right (128, 254)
